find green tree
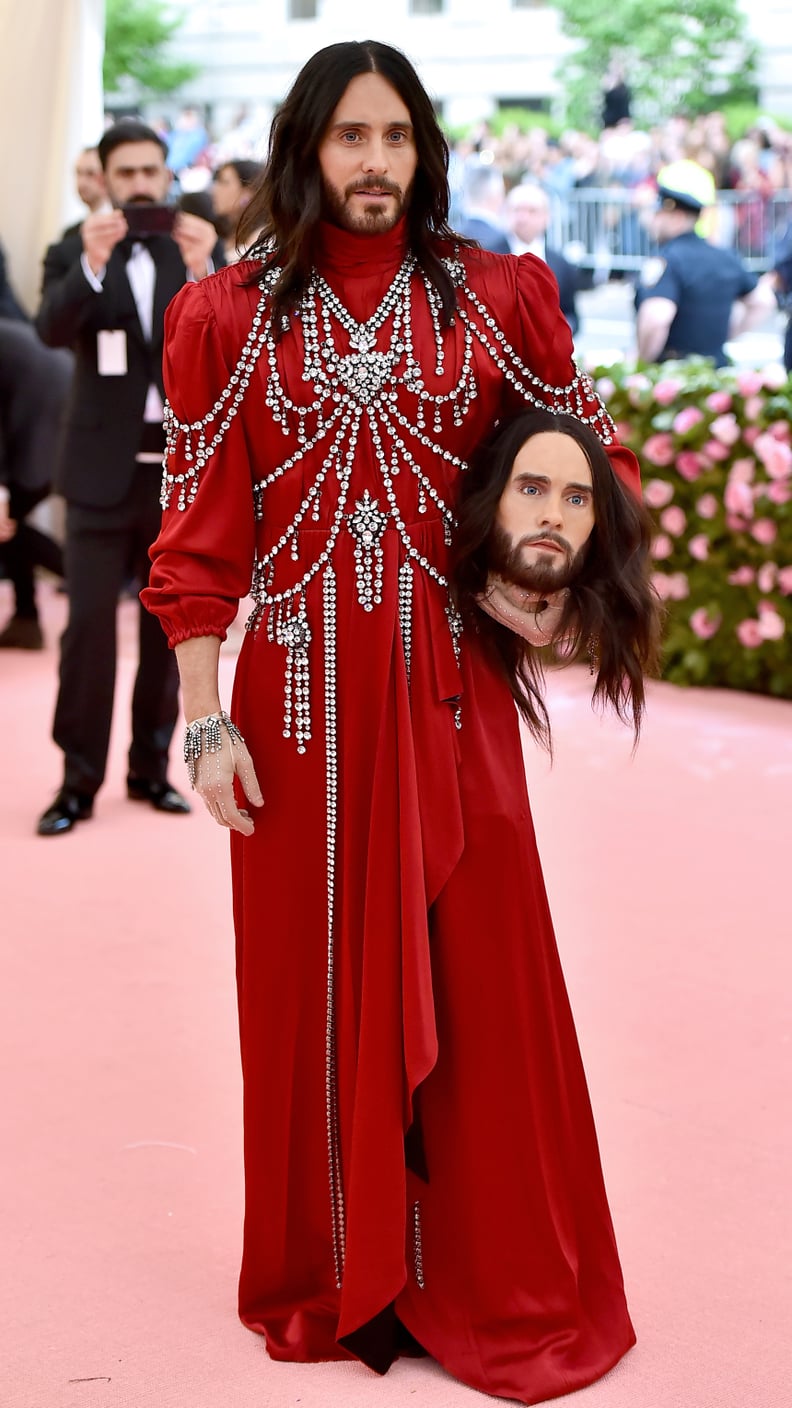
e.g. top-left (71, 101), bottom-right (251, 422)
top-left (554, 0), bottom-right (758, 131)
top-left (103, 0), bottom-right (200, 96)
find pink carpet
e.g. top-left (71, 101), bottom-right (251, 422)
top-left (1, 581), bottom-right (790, 1408)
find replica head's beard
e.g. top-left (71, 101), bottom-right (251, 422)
top-left (487, 522), bottom-right (589, 595)
top-left (321, 174), bottom-right (413, 234)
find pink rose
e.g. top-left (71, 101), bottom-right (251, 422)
top-left (743, 426), bottom-right (761, 446)
top-left (651, 533), bottom-right (673, 560)
top-left (672, 406), bottom-right (704, 434)
top-left (768, 420), bottom-right (791, 443)
top-left (737, 369), bottom-right (763, 396)
top-left (596, 376), bottom-right (616, 400)
top-left (767, 481), bottom-right (792, 505)
top-left (643, 477), bottom-right (675, 508)
top-left (651, 572), bottom-right (673, 599)
top-left (751, 518), bottom-right (778, 545)
top-left (729, 457), bottom-right (756, 484)
top-left (688, 534), bottom-right (710, 561)
top-left (703, 439), bottom-right (730, 462)
top-left (667, 572), bottom-right (690, 600)
top-left (696, 493), bottom-right (719, 519)
top-left (743, 396), bottom-right (764, 423)
top-left (676, 450), bottom-right (705, 481)
top-left (705, 390), bottom-right (733, 413)
top-left (644, 432), bottom-right (676, 466)
top-left (710, 413), bottom-right (742, 446)
top-left (724, 480), bottom-right (754, 517)
top-left (653, 377), bottom-right (685, 405)
top-left (736, 618), bottom-right (764, 648)
top-left (625, 373), bottom-right (651, 390)
top-left (757, 563), bottom-right (777, 593)
top-left (777, 566), bottom-right (792, 594)
top-left (728, 566), bottom-right (755, 586)
top-left (689, 607), bottom-right (721, 639)
top-left (726, 514), bottom-right (745, 532)
top-left (660, 505), bottom-right (687, 535)
top-left (615, 421), bottom-right (634, 441)
top-left (754, 433), bottom-right (792, 480)
top-left (758, 609), bottom-right (785, 641)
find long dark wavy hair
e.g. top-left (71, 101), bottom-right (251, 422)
top-left (238, 40), bottom-right (470, 332)
top-left (453, 410), bottom-right (664, 750)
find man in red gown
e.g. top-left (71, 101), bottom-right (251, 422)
top-left (144, 40), bottom-right (648, 1405)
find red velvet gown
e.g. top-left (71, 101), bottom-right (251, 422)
top-left (144, 220), bottom-right (638, 1404)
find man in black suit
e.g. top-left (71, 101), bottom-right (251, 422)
top-left (0, 320), bottom-right (71, 649)
top-left (458, 162), bottom-right (511, 254)
top-left (505, 182), bottom-right (581, 338)
top-left (35, 120), bottom-right (222, 836)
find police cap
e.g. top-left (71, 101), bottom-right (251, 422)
top-left (656, 160), bottom-right (714, 214)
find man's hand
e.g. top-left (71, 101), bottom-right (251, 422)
top-left (191, 729), bottom-right (264, 836)
top-left (172, 211), bottom-right (218, 280)
top-left (0, 495), bottom-right (17, 543)
top-left (81, 208), bottom-right (128, 277)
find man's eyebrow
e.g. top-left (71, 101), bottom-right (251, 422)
top-left (512, 472), bottom-right (593, 493)
top-left (328, 119), bottom-right (413, 132)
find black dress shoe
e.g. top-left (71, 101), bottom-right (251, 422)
top-left (126, 777), bottom-right (191, 814)
top-left (37, 790), bottom-right (94, 836)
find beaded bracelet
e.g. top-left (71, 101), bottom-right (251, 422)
top-left (183, 710), bottom-right (246, 788)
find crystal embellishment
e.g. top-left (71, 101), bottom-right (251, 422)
top-left (347, 490), bottom-right (389, 611)
top-left (336, 351), bottom-right (394, 404)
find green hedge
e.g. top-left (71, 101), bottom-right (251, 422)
top-left (592, 358), bottom-right (792, 699)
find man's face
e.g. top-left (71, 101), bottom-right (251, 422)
top-left (489, 432), bottom-right (596, 593)
top-left (75, 151), bottom-right (105, 210)
top-left (318, 72), bottom-right (418, 234)
top-left (507, 193), bottom-right (549, 246)
top-left (104, 140), bottom-right (171, 208)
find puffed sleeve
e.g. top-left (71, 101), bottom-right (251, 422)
top-left (487, 252), bottom-right (642, 499)
top-left (141, 279), bottom-right (257, 646)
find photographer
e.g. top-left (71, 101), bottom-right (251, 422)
top-left (34, 120), bottom-right (223, 836)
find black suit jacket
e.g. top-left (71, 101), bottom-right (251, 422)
top-left (34, 228), bottom-right (223, 508)
top-left (0, 320), bottom-right (73, 495)
top-left (458, 215), bottom-right (511, 255)
top-left (545, 247), bottom-right (580, 338)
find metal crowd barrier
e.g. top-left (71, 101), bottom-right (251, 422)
top-left (544, 187), bottom-right (792, 276)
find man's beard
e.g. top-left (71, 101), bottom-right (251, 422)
top-left (487, 522), bottom-right (587, 595)
top-left (322, 174), bottom-right (412, 234)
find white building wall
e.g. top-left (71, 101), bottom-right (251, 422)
top-left (138, 0), bottom-right (792, 139)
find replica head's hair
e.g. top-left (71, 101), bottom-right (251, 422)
top-left (97, 120), bottom-right (168, 169)
top-left (238, 40), bottom-right (470, 330)
top-left (453, 410), bottom-right (663, 750)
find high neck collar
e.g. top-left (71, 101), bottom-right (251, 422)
top-left (314, 217), bottom-right (409, 277)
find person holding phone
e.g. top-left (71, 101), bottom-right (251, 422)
top-left (34, 119), bottom-right (224, 836)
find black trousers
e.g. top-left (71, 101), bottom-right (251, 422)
top-left (53, 464), bottom-right (179, 796)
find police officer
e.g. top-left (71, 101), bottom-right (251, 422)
top-left (635, 161), bottom-right (774, 365)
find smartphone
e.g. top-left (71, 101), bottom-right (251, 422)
top-left (122, 203), bottom-right (177, 238)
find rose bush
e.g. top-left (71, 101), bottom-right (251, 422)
top-left (591, 357), bottom-right (792, 698)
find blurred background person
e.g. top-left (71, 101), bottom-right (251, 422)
top-left (0, 320), bottom-right (71, 649)
top-left (505, 182), bottom-right (580, 336)
top-left (458, 160), bottom-right (511, 253)
top-left (74, 147), bottom-right (107, 218)
top-left (211, 158), bottom-right (264, 262)
top-left (0, 239), bottom-right (29, 321)
top-left (635, 163), bottom-right (775, 365)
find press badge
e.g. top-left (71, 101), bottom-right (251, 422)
top-left (97, 330), bottom-right (128, 376)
